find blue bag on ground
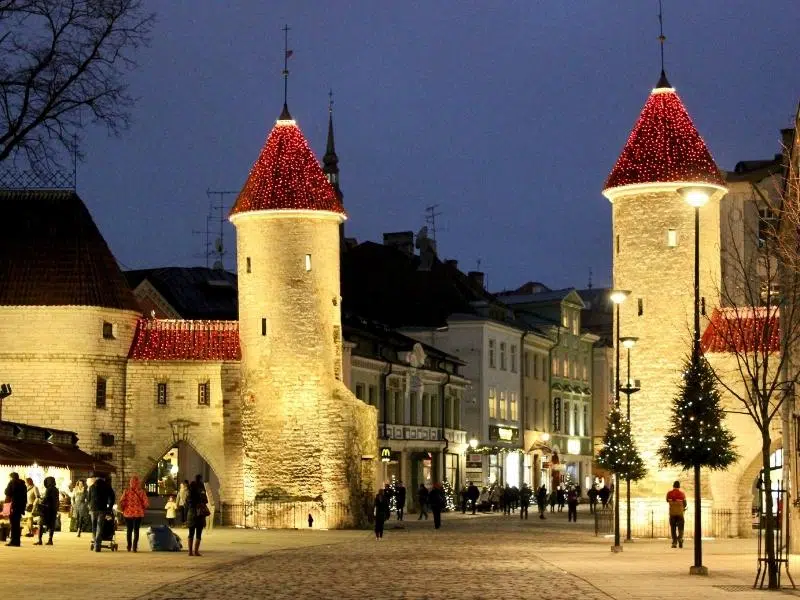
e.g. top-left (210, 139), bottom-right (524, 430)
top-left (147, 525), bottom-right (182, 551)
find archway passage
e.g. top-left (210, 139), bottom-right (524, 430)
top-left (142, 441), bottom-right (220, 526)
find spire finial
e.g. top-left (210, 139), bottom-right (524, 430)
top-left (281, 24), bottom-right (292, 118)
top-left (658, 0), bottom-right (666, 73)
top-left (328, 88), bottom-right (334, 114)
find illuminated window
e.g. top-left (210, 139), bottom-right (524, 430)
top-left (157, 382), bottom-right (167, 406)
top-left (197, 382), bottom-right (210, 406)
top-left (488, 387), bottom-right (497, 418)
top-left (305, 254), bottom-right (312, 271)
top-left (510, 392), bottom-right (518, 421)
top-left (499, 391), bottom-right (507, 420)
top-left (667, 229), bottom-right (678, 247)
top-left (96, 377), bottom-right (107, 409)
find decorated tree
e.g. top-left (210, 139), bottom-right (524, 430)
top-left (659, 356), bottom-right (737, 471)
top-left (441, 480), bottom-right (457, 512)
top-left (596, 405), bottom-right (646, 482)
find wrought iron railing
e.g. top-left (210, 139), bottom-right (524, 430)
top-left (220, 500), bottom-right (359, 530)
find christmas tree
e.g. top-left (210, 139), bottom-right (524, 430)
top-left (596, 405), bottom-right (646, 481)
top-left (659, 356), bottom-right (737, 470)
top-left (442, 479), bottom-right (457, 512)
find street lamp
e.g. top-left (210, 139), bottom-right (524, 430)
top-left (469, 438), bottom-right (478, 450)
top-left (609, 289), bottom-right (630, 553)
top-left (619, 336), bottom-right (640, 542)
top-left (678, 184), bottom-right (716, 576)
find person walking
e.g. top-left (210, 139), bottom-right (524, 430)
top-left (24, 477), bottom-right (40, 537)
top-left (87, 473), bottom-right (115, 552)
top-left (417, 484), bottom-right (429, 520)
top-left (460, 484), bottom-right (469, 514)
top-left (567, 486), bottom-right (579, 523)
top-left (667, 480), bottom-right (687, 549)
top-left (177, 480), bottom-right (189, 526)
top-left (429, 482), bottom-right (446, 530)
top-left (598, 484), bottom-right (610, 509)
top-left (4, 472), bottom-right (28, 546)
top-left (395, 482), bottom-right (406, 521)
top-left (34, 476), bottom-right (59, 545)
top-left (548, 488), bottom-right (557, 513)
top-left (186, 475), bottom-right (209, 556)
top-left (536, 485), bottom-right (548, 519)
top-left (588, 484), bottom-right (599, 514)
top-left (557, 486), bottom-right (566, 512)
top-left (119, 476), bottom-right (149, 552)
top-left (467, 482), bottom-right (480, 515)
top-left (519, 484), bottom-right (532, 520)
top-left (502, 485), bottom-right (512, 516)
top-left (71, 480), bottom-right (88, 537)
top-left (373, 489), bottom-right (389, 540)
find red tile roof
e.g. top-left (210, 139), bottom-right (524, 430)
top-left (230, 114), bottom-right (344, 216)
top-left (0, 190), bottom-right (140, 311)
top-left (701, 307), bottom-right (780, 354)
top-left (604, 77), bottom-right (724, 191)
top-left (128, 318), bottom-right (241, 360)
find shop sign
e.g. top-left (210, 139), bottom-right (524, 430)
top-left (466, 453), bottom-right (483, 469)
top-left (488, 425), bottom-right (519, 442)
top-left (380, 447), bottom-right (392, 463)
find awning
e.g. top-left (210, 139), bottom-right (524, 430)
top-left (0, 440), bottom-right (116, 473)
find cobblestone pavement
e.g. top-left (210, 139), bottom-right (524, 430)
top-left (1, 508), bottom-right (795, 600)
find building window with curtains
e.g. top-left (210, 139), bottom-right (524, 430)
top-left (552, 398), bottom-right (561, 432)
top-left (197, 382), bottom-right (210, 406)
top-left (499, 391), bottom-right (507, 420)
top-left (96, 377), bottom-right (107, 409)
top-left (488, 387), bottom-right (497, 418)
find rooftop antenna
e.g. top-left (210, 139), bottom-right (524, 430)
top-left (476, 258), bottom-right (482, 271)
top-left (588, 267), bottom-right (593, 290)
top-left (72, 133), bottom-right (78, 191)
top-left (282, 24), bottom-right (292, 112)
top-left (424, 204), bottom-right (443, 245)
top-left (206, 189), bottom-right (238, 270)
top-left (658, 0), bottom-right (666, 73)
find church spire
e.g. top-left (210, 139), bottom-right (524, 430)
top-left (322, 89), bottom-right (343, 203)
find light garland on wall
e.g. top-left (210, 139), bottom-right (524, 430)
top-left (604, 82), bottom-right (724, 190)
top-left (230, 115), bottom-right (345, 215)
top-left (701, 307), bottom-right (781, 354)
top-left (128, 318), bottom-right (241, 361)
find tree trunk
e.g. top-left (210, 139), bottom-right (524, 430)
top-left (762, 434), bottom-right (779, 589)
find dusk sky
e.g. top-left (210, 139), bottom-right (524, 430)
top-left (76, 1), bottom-right (799, 292)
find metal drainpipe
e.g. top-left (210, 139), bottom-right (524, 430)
top-left (380, 350), bottom-right (392, 440)
top-left (520, 330), bottom-right (528, 484)
top-left (438, 361), bottom-right (451, 484)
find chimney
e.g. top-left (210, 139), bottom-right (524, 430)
top-left (445, 259), bottom-right (458, 269)
top-left (468, 271), bottom-right (485, 289)
top-left (383, 231), bottom-right (414, 256)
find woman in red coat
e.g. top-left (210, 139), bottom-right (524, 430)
top-left (119, 476), bottom-right (149, 552)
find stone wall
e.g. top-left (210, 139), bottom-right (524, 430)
top-left (0, 306), bottom-right (140, 481)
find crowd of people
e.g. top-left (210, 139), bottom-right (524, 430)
top-left (3, 471), bottom-right (210, 555)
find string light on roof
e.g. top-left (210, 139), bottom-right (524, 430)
top-left (230, 118), bottom-right (345, 216)
top-left (128, 318), bottom-right (241, 361)
top-left (604, 84), bottom-right (724, 191)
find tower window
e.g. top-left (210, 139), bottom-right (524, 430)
top-left (637, 298), bottom-right (644, 316)
top-left (102, 322), bottom-right (115, 339)
top-left (157, 382), bottom-right (168, 405)
top-left (261, 318), bottom-right (267, 336)
top-left (96, 377), bottom-right (107, 409)
top-left (701, 297), bottom-right (706, 316)
top-left (667, 229), bottom-right (678, 247)
top-left (616, 235), bottom-right (620, 254)
top-left (198, 382), bottom-right (210, 406)
top-left (305, 254), bottom-right (312, 271)
top-left (246, 257), bottom-right (251, 273)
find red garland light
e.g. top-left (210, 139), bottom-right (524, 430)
top-left (230, 118), bottom-right (344, 216)
top-left (701, 308), bottom-right (780, 354)
top-left (128, 318), bottom-right (241, 361)
top-left (604, 87), bottom-right (724, 190)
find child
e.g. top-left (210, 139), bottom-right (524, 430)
top-left (165, 495), bottom-right (177, 528)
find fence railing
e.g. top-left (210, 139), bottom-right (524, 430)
top-left (593, 505), bottom-right (753, 539)
top-left (220, 501), bottom-right (358, 530)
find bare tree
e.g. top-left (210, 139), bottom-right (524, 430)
top-left (707, 113), bottom-right (800, 589)
top-left (0, 0), bottom-right (155, 169)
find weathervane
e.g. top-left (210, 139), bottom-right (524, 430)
top-left (658, 0), bottom-right (666, 72)
top-left (282, 24), bottom-right (293, 111)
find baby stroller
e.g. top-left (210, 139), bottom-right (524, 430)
top-left (91, 511), bottom-right (119, 552)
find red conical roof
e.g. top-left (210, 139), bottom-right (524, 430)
top-left (604, 76), bottom-right (724, 191)
top-left (230, 110), bottom-right (345, 216)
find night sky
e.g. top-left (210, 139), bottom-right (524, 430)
top-left (76, 1), bottom-right (799, 292)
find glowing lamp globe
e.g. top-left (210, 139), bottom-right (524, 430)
top-left (609, 290), bottom-right (631, 305)
top-left (678, 185), bottom-right (715, 208)
top-left (620, 336), bottom-right (639, 350)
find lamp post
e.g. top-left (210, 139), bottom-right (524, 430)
top-left (619, 337), bottom-right (640, 542)
top-left (609, 289), bottom-right (630, 553)
top-left (679, 185), bottom-right (713, 576)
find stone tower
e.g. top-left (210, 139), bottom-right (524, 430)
top-left (603, 71), bottom-right (727, 499)
top-left (229, 102), bottom-right (376, 525)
